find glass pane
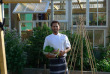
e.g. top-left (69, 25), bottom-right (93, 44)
top-left (89, 13), bottom-right (97, 26)
top-left (54, 1), bottom-right (66, 10)
top-left (21, 23), bottom-right (33, 31)
top-left (5, 18), bottom-right (9, 27)
top-left (49, 1), bottom-right (66, 20)
top-left (53, 14), bottom-right (66, 20)
top-left (36, 22), bottom-right (49, 27)
top-left (4, 8), bottom-right (9, 27)
top-left (72, 0), bottom-right (87, 2)
top-left (89, 0), bottom-right (97, 12)
top-left (89, 0), bottom-right (97, 2)
top-left (98, 13), bottom-right (106, 26)
top-left (98, 0), bottom-right (106, 12)
top-left (94, 30), bottom-right (104, 47)
top-left (4, 4), bottom-right (9, 8)
top-left (4, 8), bottom-right (9, 17)
top-left (21, 22), bottom-right (33, 39)
top-left (26, 3), bottom-right (36, 11)
top-left (72, 0), bottom-right (78, 2)
top-left (14, 2), bottom-right (49, 13)
top-left (25, 14), bottom-right (33, 21)
top-left (87, 30), bottom-right (93, 47)
top-left (72, 0), bottom-right (86, 25)
top-left (59, 22), bottom-right (67, 31)
top-left (20, 14), bottom-right (32, 21)
top-left (16, 3), bottom-right (27, 12)
top-left (20, 14), bottom-right (25, 20)
top-left (73, 14), bottom-right (86, 25)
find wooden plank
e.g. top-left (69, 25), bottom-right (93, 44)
top-left (3, 0), bottom-right (42, 3)
top-left (0, 4), bottom-right (7, 74)
top-left (47, 8), bottom-right (105, 14)
top-left (77, 0), bottom-right (83, 10)
top-left (0, 29), bottom-right (7, 74)
top-left (54, 5), bottom-right (59, 10)
top-left (53, 2), bottom-right (104, 5)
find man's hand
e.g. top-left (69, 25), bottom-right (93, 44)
top-left (45, 53), bottom-right (56, 58)
top-left (59, 50), bottom-right (66, 57)
top-left (59, 47), bottom-right (71, 57)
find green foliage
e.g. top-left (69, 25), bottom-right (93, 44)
top-left (5, 29), bottom-right (27, 73)
top-left (25, 25), bottom-right (52, 68)
top-left (97, 59), bottom-right (110, 72)
top-left (98, 16), bottom-right (106, 21)
top-left (106, 46), bottom-right (110, 60)
top-left (94, 46), bottom-right (106, 60)
top-left (44, 46), bottom-right (54, 52)
top-left (96, 45), bottom-right (110, 72)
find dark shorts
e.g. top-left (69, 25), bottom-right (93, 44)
top-left (49, 56), bottom-right (68, 74)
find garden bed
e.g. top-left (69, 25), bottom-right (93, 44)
top-left (1, 68), bottom-right (110, 74)
top-left (22, 68), bottom-right (110, 74)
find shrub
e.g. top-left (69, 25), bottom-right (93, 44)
top-left (97, 59), bottom-right (110, 72)
top-left (25, 25), bottom-right (52, 68)
top-left (5, 29), bottom-right (27, 73)
top-left (96, 45), bottom-right (110, 72)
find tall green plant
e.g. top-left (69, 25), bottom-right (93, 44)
top-left (25, 25), bottom-right (52, 68)
top-left (5, 29), bottom-right (27, 74)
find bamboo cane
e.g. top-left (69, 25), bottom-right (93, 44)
top-left (64, 25), bottom-right (81, 74)
top-left (81, 17), bottom-right (94, 74)
top-left (80, 16), bottom-right (97, 74)
top-left (82, 24), bottom-right (97, 74)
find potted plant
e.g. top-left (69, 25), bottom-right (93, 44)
top-left (98, 16), bottom-right (106, 25)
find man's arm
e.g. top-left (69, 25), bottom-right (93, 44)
top-left (59, 47), bottom-right (71, 56)
top-left (59, 35), bottom-right (71, 56)
top-left (65, 47), bottom-right (71, 53)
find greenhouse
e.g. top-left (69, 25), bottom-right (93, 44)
top-left (0, 0), bottom-right (110, 74)
top-left (3, 0), bottom-right (108, 48)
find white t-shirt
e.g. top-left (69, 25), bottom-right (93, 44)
top-left (43, 33), bottom-right (71, 56)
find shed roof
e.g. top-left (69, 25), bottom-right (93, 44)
top-left (13, 1), bottom-right (49, 13)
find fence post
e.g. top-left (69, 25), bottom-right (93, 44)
top-left (0, 3), bottom-right (7, 74)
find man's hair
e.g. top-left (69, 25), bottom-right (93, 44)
top-left (51, 20), bottom-right (60, 27)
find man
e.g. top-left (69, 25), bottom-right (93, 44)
top-left (43, 21), bottom-right (71, 74)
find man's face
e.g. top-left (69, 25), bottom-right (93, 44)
top-left (51, 23), bottom-right (60, 34)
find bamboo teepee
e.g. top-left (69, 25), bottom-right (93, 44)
top-left (65, 16), bottom-right (97, 74)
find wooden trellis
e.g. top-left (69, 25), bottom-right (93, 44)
top-left (64, 16), bottom-right (97, 74)
top-left (0, 0), bottom-right (41, 74)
